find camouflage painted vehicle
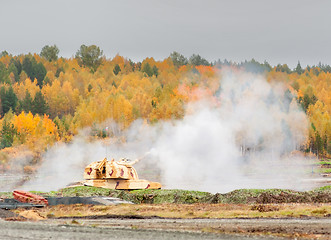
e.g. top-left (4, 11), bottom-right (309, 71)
top-left (82, 158), bottom-right (162, 190)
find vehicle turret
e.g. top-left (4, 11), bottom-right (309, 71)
top-left (82, 157), bottom-right (161, 190)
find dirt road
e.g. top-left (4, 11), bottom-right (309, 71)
top-left (52, 217), bottom-right (331, 239)
top-left (1, 217), bottom-right (326, 239)
top-left (0, 219), bottom-right (279, 240)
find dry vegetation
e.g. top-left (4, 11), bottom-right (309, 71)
top-left (17, 202), bottom-right (330, 220)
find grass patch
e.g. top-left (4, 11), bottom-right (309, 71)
top-left (128, 189), bottom-right (213, 204)
top-left (0, 192), bottom-right (13, 198)
top-left (61, 186), bottom-right (112, 197)
top-left (315, 185), bottom-right (331, 191)
top-left (38, 187), bottom-right (215, 204)
top-left (317, 160), bottom-right (331, 165)
top-left (319, 168), bottom-right (331, 173)
top-left (50, 186), bottom-right (331, 204)
top-left (2, 185), bottom-right (331, 204)
top-left (220, 189), bottom-right (293, 204)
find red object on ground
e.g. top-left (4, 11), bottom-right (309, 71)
top-left (13, 190), bottom-right (48, 206)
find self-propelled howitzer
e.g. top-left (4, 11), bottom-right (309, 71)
top-left (82, 158), bottom-right (161, 190)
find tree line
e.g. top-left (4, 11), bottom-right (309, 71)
top-left (0, 45), bottom-right (330, 164)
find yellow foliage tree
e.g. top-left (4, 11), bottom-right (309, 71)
top-left (12, 112), bottom-right (58, 151)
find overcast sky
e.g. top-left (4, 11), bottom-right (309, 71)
top-left (1, 0), bottom-right (330, 67)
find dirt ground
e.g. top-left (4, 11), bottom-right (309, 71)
top-left (17, 202), bottom-right (331, 219)
top-left (0, 220), bottom-right (269, 240)
top-left (5, 203), bottom-right (330, 239)
top-left (47, 218), bottom-right (331, 240)
top-left (0, 209), bottom-right (23, 220)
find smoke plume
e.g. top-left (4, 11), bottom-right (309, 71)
top-left (22, 69), bottom-right (314, 193)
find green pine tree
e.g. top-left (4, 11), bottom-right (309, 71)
top-left (113, 64), bottom-right (121, 75)
top-left (20, 90), bottom-right (33, 113)
top-left (0, 86), bottom-right (18, 114)
top-left (295, 61), bottom-right (304, 74)
top-left (142, 63), bottom-right (153, 77)
top-left (152, 65), bottom-right (159, 77)
top-left (0, 120), bottom-right (17, 149)
top-left (32, 91), bottom-right (48, 115)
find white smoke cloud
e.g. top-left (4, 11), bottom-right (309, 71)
top-left (22, 69), bottom-right (314, 193)
top-left (150, 70), bottom-right (311, 192)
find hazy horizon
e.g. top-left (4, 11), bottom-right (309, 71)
top-left (1, 0), bottom-right (330, 68)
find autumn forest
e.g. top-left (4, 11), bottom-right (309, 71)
top-left (0, 45), bottom-right (330, 171)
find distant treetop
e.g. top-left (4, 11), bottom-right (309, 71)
top-left (40, 45), bottom-right (59, 62)
top-left (75, 44), bottom-right (104, 73)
